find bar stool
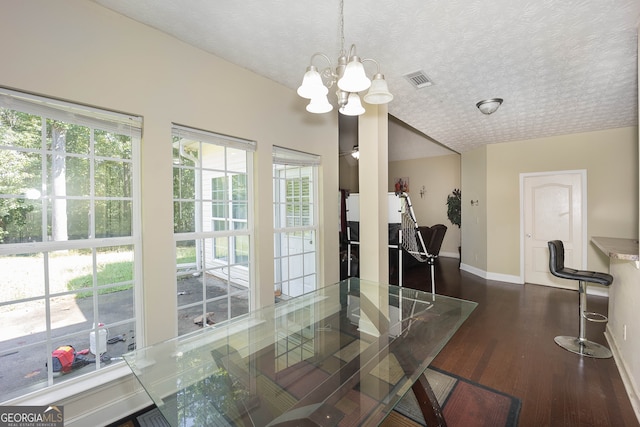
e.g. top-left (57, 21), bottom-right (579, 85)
top-left (547, 240), bottom-right (613, 358)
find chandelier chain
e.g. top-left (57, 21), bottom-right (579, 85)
top-left (339, 0), bottom-right (345, 55)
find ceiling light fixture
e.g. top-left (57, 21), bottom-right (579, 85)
top-left (297, 0), bottom-right (393, 115)
top-left (351, 145), bottom-right (359, 159)
top-left (476, 98), bottom-right (503, 115)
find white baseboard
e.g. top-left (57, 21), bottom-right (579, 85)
top-left (486, 271), bottom-right (523, 284)
top-left (459, 263), bottom-right (486, 278)
top-left (459, 264), bottom-right (610, 297)
top-left (605, 328), bottom-right (640, 424)
top-left (459, 263), bottom-right (522, 285)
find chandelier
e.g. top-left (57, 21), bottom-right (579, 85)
top-left (297, 0), bottom-right (393, 116)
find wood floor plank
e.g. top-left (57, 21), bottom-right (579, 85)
top-left (396, 257), bottom-right (640, 427)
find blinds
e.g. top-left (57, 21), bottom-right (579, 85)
top-left (272, 145), bottom-right (321, 166)
top-left (0, 88), bottom-right (142, 137)
top-left (172, 123), bottom-right (256, 152)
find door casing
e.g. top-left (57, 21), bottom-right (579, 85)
top-left (520, 170), bottom-right (587, 289)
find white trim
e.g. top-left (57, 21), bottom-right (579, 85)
top-left (461, 263), bottom-right (610, 296)
top-left (63, 374), bottom-right (151, 427)
top-left (0, 87), bottom-right (142, 135)
top-left (172, 123), bottom-right (256, 151)
top-left (487, 271), bottom-right (523, 284)
top-left (174, 229), bottom-right (250, 241)
top-left (606, 328), bottom-right (640, 424)
top-left (460, 263), bottom-right (523, 284)
top-left (0, 236), bottom-right (136, 255)
top-left (2, 362), bottom-right (130, 405)
top-left (272, 145), bottom-right (321, 166)
top-left (460, 263), bottom-right (488, 279)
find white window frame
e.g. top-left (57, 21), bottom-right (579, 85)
top-left (172, 124), bottom-right (256, 335)
top-left (0, 88), bottom-right (142, 403)
top-left (273, 146), bottom-right (320, 298)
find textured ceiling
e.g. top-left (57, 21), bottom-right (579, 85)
top-left (93, 0), bottom-right (639, 156)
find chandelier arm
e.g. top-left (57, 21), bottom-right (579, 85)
top-left (347, 44), bottom-right (357, 59)
top-left (308, 52), bottom-right (339, 86)
top-left (309, 52), bottom-right (333, 68)
top-left (361, 58), bottom-right (381, 75)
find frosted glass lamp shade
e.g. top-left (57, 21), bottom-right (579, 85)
top-left (306, 95), bottom-right (333, 114)
top-left (297, 66), bottom-right (328, 99)
top-left (339, 93), bottom-right (365, 116)
top-left (337, 56), bottom-right (371, 93)
top-left (476, 98), bottom-right (503, 115)
top-left (363, 73), bottom-right (393, 104)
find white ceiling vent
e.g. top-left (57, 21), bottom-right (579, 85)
top-left (404, 70), bottom-right (434, 89)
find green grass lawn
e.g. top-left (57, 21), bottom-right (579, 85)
top-left (66, 246), bottom-right (196, 298)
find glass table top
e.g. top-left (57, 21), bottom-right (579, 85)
top-left (123, 278), bottom-right (476, 426)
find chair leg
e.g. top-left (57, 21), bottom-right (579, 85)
top-left (578, 280), bottom-right (588, 343)
top-left (426, 258), bottom-right (436, 301)
top-left (554, 280), bottom-right (612, 358)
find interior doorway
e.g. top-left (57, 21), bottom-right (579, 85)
top-left (521, 170), bottom-right (587, 289)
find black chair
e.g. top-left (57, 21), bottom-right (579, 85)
top-left (425, 224), bottom-right (447, 259)
top-left (547, 240), bottom-right (613, 358)
top-left (419, 224), bottom-right (447, 295)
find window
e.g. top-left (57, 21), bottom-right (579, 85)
top-left (0, 88), bottom-right (141, 402)
top-left (273, 147), bottom-right (320, 298)
top-left (172, 125), bottom-right (255, 336)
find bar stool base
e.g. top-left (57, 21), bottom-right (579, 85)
top-left (554, 336), bottom-right (612, 359)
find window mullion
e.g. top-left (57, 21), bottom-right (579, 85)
top-left (90, 128), bottom-right (95, 238)
top-left (43, 251), bottom-right (54, 386)
top-left (40, 117), bottom-right (48, 243)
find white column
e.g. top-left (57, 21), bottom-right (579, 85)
top-left (357, 104), bottom-right (389, 284)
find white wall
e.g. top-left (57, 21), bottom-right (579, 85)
top-left (1, 0), bottom-right (339, 424)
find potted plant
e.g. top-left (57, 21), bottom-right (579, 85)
top-left (447, 189), bottom-right (461, 264)
top-left (446, 188), bottom-right (461, 228)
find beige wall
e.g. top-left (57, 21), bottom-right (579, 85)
top-left (389, 154), bottom-right (461, 257)
top-left (339, 155), bottom-right (360, 191)
top-left (605, 26), bottom-right (640, 419)
top-left (461, 147), bottom-right (488, 271)
top-left (462, 127), bottom-right (638, 278)
top-left (608, 258), bottom-right (640, 417)
top-left (1, 0), bottom-right (339, 422)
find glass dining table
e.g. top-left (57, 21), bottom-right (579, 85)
top-left (123, 278), bottom-right (476, 426)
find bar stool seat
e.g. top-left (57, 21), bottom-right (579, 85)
top-left (548, 240), bottom-right (613, 358)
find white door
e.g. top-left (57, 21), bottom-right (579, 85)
top-left (522, 171), bottom-right (585, 289)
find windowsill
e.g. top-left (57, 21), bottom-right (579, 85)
top-left (2, 361), bottom-right (132, 406)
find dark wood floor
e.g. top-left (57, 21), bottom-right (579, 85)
top-left (399, 257), bottom-right (639, 427)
